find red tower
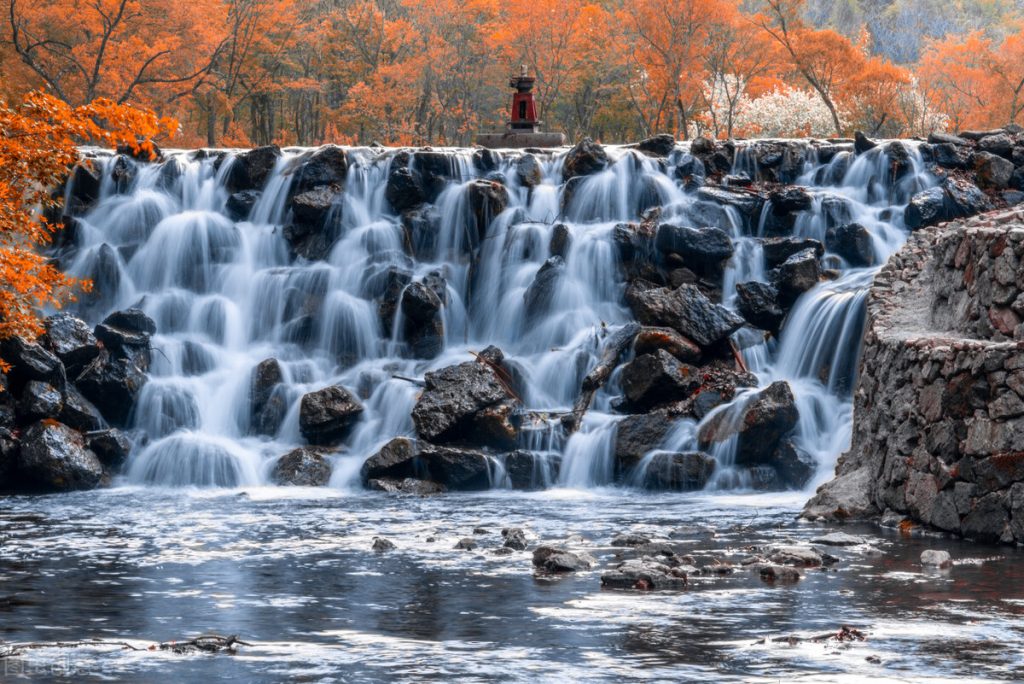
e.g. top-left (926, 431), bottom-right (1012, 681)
top-left (509, 65), bottom-right (539, 131)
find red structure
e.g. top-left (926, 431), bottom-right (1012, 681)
top-left (509, 65), bottom-right (539, 131)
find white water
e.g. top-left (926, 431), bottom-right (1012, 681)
top-left (62, 141), bottom-right (935, 492)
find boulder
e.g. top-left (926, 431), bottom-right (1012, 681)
top-left (632, 327), bottom-right (701, 364)
top-left (549, 223), bottom-right (571, 259)
top-left (225, 190), bottom-right (261, 221)
top-left (614, 411), bottom-right (673, 470)
top-left (59, 385), bottom-right (105, 431)
top-left (85, 428), bottom-right (132, 469)
top-left (853, 131), bottom-right (877, 154)
top-left (290, 184), bottom-right (339, 227)
top-left (366, 477), bottom-right (446, 495)
top-left (762, 237), bottom-right (824, 269)
top-left (227, 145), bottom-right (281, 192)
top-left (74, 352), bottom-right (147, 426)
top-left (377, 266), bottom-right (413, 336)
top-left (929, 143), bottom-right (972, 170)
top-left (698, 381), bottom-right (799, 466)
top-left (466, 179), bottom-right (509, 246)
top-left (905, 178), bottom-right (990, 230)
top-left (250, 358), bottom-right (286, 437)
top-left (600, 559), bottom-right (689, 590)
top-left (825, 222), bottom-right (875, 267)
top-left (17, 421), bottom-right (103, 492)
top-left (532, 545), bottom-right (595, 572)
top-left (372, 537), bottom-right (396, 553)
top-left (736, 281), bottom-right (785, 332)
top-left (974, 151), bottom-right (1015, 189)
top-left (67, 163), bottom-right (101, 213)
top-left (523, 256), bottom-right (565, 323)
top-left (638, 451), bottom-right (715, 491)
top-left (473, 148), bottom-right (500, 173)
top-left (563, 138), bottom-right (610, 180)
top-left (696, 187), bottom-right (765, 228)
top-left (502, 527), bottom-right (529, 550)
top-left (299, 384), bottom-right (364, 446)
top-left (360, 437), bottom-right (493, 491)
top-left (634, 134), bottom-right (676, 157)
top-left (673, 153), bottom-right (706, 189)
top-left (620, 350), bottom-right (701, 411)
top-left (516, 153), bottom-right (543, 187)
top-left (17, 380), bottom-right (63, 422)
top-left (42, 314), bottom-right (100, 377)
top-left (401, 272), bottom-right (446, 359)
top-left (771, 248), bottom-right (820, 305)
top-left (626, 282), bottom-right (744, 348)
top-left (411, 353), bottom-right (520, 448)
top-left (1, 337), bottom-right (66, 394)
top-left (501, 450), bottom-right (558, 490)
top-left (294, 145), bottom-right (348, 193)
top-left (385, 164), bottom-right (425, 213)
top-left (401, 280), bottom-right (444, 324)
top-left (654, 224), bottom-right (734, 273)
top-left (769, 186), bottom-right (813, 213)
top-left (771, 438), bottom-right (816, 489)
top-left (977, 133), bottom-right (1014, 158)
top-left (272, 447), bottom-right (332, 486)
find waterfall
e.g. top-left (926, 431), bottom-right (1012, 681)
top-left (62, 140), bottom-right (935, 492)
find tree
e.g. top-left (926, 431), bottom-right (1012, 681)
top-left (0, 91), bottom-right (175, 368)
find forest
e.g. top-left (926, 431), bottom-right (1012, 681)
top-left (3, 0), bottom-right (1024, 147)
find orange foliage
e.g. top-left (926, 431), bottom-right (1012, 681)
top-left (0, 91), bottom-right (175, 368)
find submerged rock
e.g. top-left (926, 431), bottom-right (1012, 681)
top-left (367, 477), bottom-right (446, 495)
top-left (601, 559), bottom-right (689, 590)
top-left (272, 447), bottom-right (333, 486)
top-left (532, 545), bottom-right (595, 572)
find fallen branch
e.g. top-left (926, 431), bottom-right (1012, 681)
top-left (154, 634), bottom-right (252, 654)
top-left (564, 322), bottom-right (640, 434)
top-left (1, 634), bottom-right (254, 658)
top-left (469, 350), bottom-right (522, 403)
top-left (392, 374), bottom-right (425, 387)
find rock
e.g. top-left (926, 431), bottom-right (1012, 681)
top-left (977, 133), bottom-right (1014, 158)
top-left (401, 280), bottom-right (444, 324)
top-left (771, 438), bottom-right (816, 489)
top-left (1, 337), bottom-right (66, 394)
top-left (549, 223), bottom-right (571, 259)
top-left (225, 190), bottom-right (261, 221)
top-left (227, 145), bottom-right (281, 192)
top-left (454, 537), bottom-right (478, 550)
top-left (930, 143), bottom-right (973, 170)
top-left (290, 184), bottom-right (339, 228)
top-left (769, 186), bottom-right (813, 213)
top-left (367, 477), bottom-right (447, 495)
top-left (523, 256), bottom-right (565, 323)
top-left (299, 385), bottom-right (364, 446)
top-left (75, 352), bottom-right (147, 426)
top-left (411, 354), bottom-right (519, 448)
top-left (532, 545), bottom-right (595, 572)
top-left (625, 282), bottom-right (744, 348)
top-left (103, 308), bottom-right (157, 335)
top-left (502, 527), bottom-right (529, 550)
top-left (67, 163), bottom-right (101, 213)
top-left (802, 466), bottom-right (877, 521)
top-left (516, 154), bottom-right (543, 187)
top-left (654, 224), bottom-right (734, 273)
top-left (250, 358), bottom-right (286, 437)
top-left (17, 381), bottom-right (63, 422)
top-left (563, 138), bottom-right (610, 180)
top-left (920, 549), bottom-right (952, 568)
top-left (272, 447), bottom-right (332, 486)
top-left (974, 151), bottom-right (1015, 189)
top-left (361, 437), bottom-right (493, 491)
top-left (17, 421), bottom-right (103, 492)
top-left (473, 148), bottom-right (500, 173)
top-left (905, 178), bottom-right (990, 230)
top-left (811, 532), bottom-right (865, 546)
top-left (466, 180), bottom-right (509, 246)
top-left (377, 266), bottom-right (413, 335)
top-left (611, 533), bottom-right (651, 547)
top-left (85, 428), bottom-right (132, 469)
top-left (757, 564), bottom-right (801, 582)
top-left (673, 153), bottom-right (706, 189)
top-left (762, 237), bottom-right (824, 268)
top-left (736, 281), bottom-right (785, 332)
top-left (501, 450), bottom-right (558, 490)
top-left (633, 134), bottom-right (676, 157)
top-left (632, 327), bottom-right (701, 364)
top-left (698, 381), bottom-right (799, 466)
top-left (772, 248), bottom-right (821, 304)
top-left (600, 559), bottom-right (689, 590)
top-left (854, 131), bottom-right (877, 155)
top-left (696, 186), bottom-right (764, 228)
top-left (42, 314), bottom-right (99, 377)
top-left (614, 411), bottom-right (673, 469)
top-left (385, 164), bottom-right (425, 213)
top-left (294, 145), bottom-right (348, 193)
top-left (620, 350), bottom-right (701, 410)
top-left (639, 451), bottom-right (715, 491)
top-left (372, 537), bottom-right (396, 553)
top-left (928, 131), bottom-right (969, 146)
top-left (825, 222), bottom-right (875, 267)
top-left (59, 385), bottom-right (105, 432)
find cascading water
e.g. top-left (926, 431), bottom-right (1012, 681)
top-left (61, 139), bottom-right (935, 493)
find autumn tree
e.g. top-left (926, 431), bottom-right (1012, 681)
top-left (0, 91), bottom-right (175, 367)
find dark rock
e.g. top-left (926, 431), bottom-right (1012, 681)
top-left (696, 187), bottom-right (765, 229)
top-left (17, 381), bottom-right (63, 422)
top-left (532, 545), bottom-right (595, 572)
top-left (771, 248), bottom-right (820, 304)
top-left (17, 421), bottom-right (103, 492)
top-left (905, 178), bottom-right (990, 229)
top-left (290, 184), bottom-right (340, 227)
top-left (516, 153), bottom-right (543, 187)
top-left (385, 164), bottom-right (425, 213)
top-left (67, 163), bottom-right (101, 213)
top-left (762, 237), bottom-right (824, 268)
top-left (272, 447), bottom-right (332, 486)
top-left (402, 205), bottom-right (441, 258)
top-left (634, 134), bottom-right (676, 157)
top-left (974, 152), bottom-right (1015, 189)
top-left (58, 385), bottom-right (105, 432)
top-left (601, 559), bottom-right (690, 590)
top-left (626, 282), bottom-right (744, 348)
top-left (771, 438), bottom-right (816, 489)
top-left (93, 321), bottom-right (151, 371)
top-left (928, 131), bottom-right (969, 146)
top-left (639, 451), bottom-right (715, 491)
top-left (698, 381), bottom-right (799, 466)
top-left (454, 537), bottom-right (478, 550)
top-left (632, 327), bottom-right (701, 363)
top-left (299, 385), bottom-right (364, 446)
top-left (610, 533), bottom-right (651, 547)
top-left (366, 477), bottom-right (446, 495)
top-left (961, 492), bottom-right (1009, 543)
top-left (854, 131), bottom-right (877, 154)
top-left (654, 224), bottom-right (734, 272)
top-left (103, 309), bottom-right (156, 335)
top-left (978, 133), bottom-right (1014, 158)
top-left (1, 337), bottom-right (66, 394)
top-left (673, 153), bottom-right (706, 189)
top-left (250, 358), bottom-right (286, 437)
top-left (563, 138), bottom-right (609, 180)
top-left (691, 136), bottom-right (715, 156)
top-left (86, 428), bottom-right (132, 469)
top-left (523, 256), bottom-right (565, 323)
top-left (736, 281), bottom-right (785, 332)
top-left (294, 145), bottom-right (348, 193)
top-left (473, 148), bottom-right (500, 173)
top-left (372, 537), bottom-right (396, 553)
top-left (361, 437), bottom-right (494, 491)
top-left (930, 143), bottom-right (973, 170)
top-left (42, 314), bottom-right (99, 377)
top-left (226, 190), bottom-right (261, 221)
top-left (109, 155), bottom-right (137, 194)
top-left (769, 186), bottom-right (813, 213)
top-left (503, 527), bottom-right (529, 550)
top-left (466, 179), bottom-right (509, 246)
top-left (620, 350), bottom-right (701, 411)
top-left (549, 223), bottom-right (571, 259)
top-left (614, 411), bottom-right (673, 469)
top-left (377, 266), bottom-right (413, 335)
top-left (412, 151), bottom-right (458, 200)
top-left (825, 222), bottom-right (875, 267)
top-left (227, 145), bottom-right (281, 192)
top-left (501, 450), bottom-right (558, 490)
top-left (401, 280), bottom-right (444, 324)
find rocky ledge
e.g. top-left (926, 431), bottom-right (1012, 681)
top-left (805, 206), bottom-right (1024, 544)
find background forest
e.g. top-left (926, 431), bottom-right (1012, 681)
top-left (2, 0), bottom-right (1024, 147)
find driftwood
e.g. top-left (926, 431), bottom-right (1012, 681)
top-left (392, 374), bottom-right (425, 387)
top-left (756, 625), bottom-right (867, 646)
top-left (564, 322), bottom-right (640, 434)
top-left (0, 634), bottom-right (253, 658)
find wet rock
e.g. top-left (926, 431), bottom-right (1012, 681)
top-left (272, 447), bottom-right (332, 486)
top-left (502, 527), bottom-right (529, 551)
top-left (104, 308), bottom-right (156, 335)
top-left (601, 559), bottom-right (689, 590)
top-left (501, 450), bottom-right (558, 490)
top-left (698, 381), bottom-right (799, 466)
top-left (377, 266), bottom-right (413, 336)
top-left (639, 451), bottom-right (716, 491)
top-left (625, 282), bottom-right (744, 348)
top-left (811, 532), bottom-right (866, 546)
top-left (771, 248), bottom-right (821, 305)
top-left (673, 153), bottom-right (706, 189)
top-left (75, 352), bottom-right (148, 426)
top-left (974, 151), bottom-right (1015, 189)
top-left (225, 190), bottom-right (261, 221)
top-left (299, 385), bottom-right (364, 446)
top-left (411, 354), bottom-right (520, 448)
top-left (454, 537), bottom-right (478, 551)
top-left (473, 148), bottom-right (500, 173)
top-left (516, 153), bottom-right (543, 187)
top-left (372, 537), bottom-right (396, 553)
top-left (802, 466), bottom-right (878, 521)
top-left (611, 533), bottom-right (651, 547)
top-left (549, 223), bottom-right (572, 259)
top-left (961, 492), bottom-right (1008, 543)
top-left (466, 179), bottom-right (509, 245)
top-left (768, 545), bottom-right (825, 567)
top-left (686, 365), bottom-right (759, 420)
top-left (523, 256), bottom-right (565, 323)
top-left (290, 184), bottom-right (339, 228)
top-left (94, 309), bottom-right (155, 370)
top-left (654, 224), bottom-right (734, 274)
top-left (928, 131), bottom-right (970, 146)
top-left (930, 143), bottom-right (973, 170)
top-left (294, 145), bottom-right (348, 193)
top-left (736, 281), bottom-right (785, 332)
top-left (17, 421), bottom-right (103, 492)
top-left (17, 381), bottom-right (63, 422)
top-left (85, 428), bottom-right (132, 469)
top-left (385, 163), bottom-right (425, 213)
top-left (762, 237), bottom-right (824, 269)
top-left (614, 411), bottom-right (672, 469)
top-left (367, 477), bottom-right (446, 495)
top-left (771, 438), bottom-right (816, 489)
top-left (401, 279), bottom-right (444, 324)
top-left (632, 327), bottom-right (701, 364)
top-left (769, 186), bottom-right (813, 213)
top-left (757, 564), bottom-right (801, 583)
top-left (42, 314), bottom-right (100, 377)
top-left (58, 385), bottom-right (105, 432)
top-left (633, 134), bottom-right (675, 157)
top-left (905, 178), bottom-right (990, 230)
top-left (227, 145), bottom-right (281, 192)
top-left (696, 187), bottom-right (765, 229)
top-left (532, 545), bottom-right (595, 572)
top-left (977, 132), bottom-right (1014, 158)
top-left (250, 358), bottom-right (286, 437)
top-left (1, 337), bottom-right (66, 394)
top-left (854, 131), bottom-right (877, 155)
top-left (563, 137), bottom-right (610, 180)
top-left (825, 222), bottom-right (874, 267)
top-left (67, 163), bottom-right (101, 213)
top-left (620, 350), bottom-right (701, 411)
top-left (361, 437), bottom-right (493, 491)
top-left (920, 549), bottom-right (953, 568)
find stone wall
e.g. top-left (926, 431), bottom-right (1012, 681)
top-left (804, 207), bottom-right (1024, 544)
